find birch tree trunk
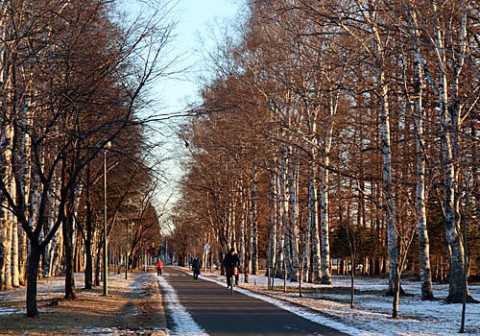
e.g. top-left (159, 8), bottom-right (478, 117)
top-left (250, 168), bottom-right (258, 275)
top-left (84, 169), bottom-right (94, 289)
top-left (288, 155), bottom-right (299, 282)
top-left (320, 92), bottom-right (337, 285)
top-left (1, 215), bottom-right (12, 289)
top-left (379, 63), bottom-right (400, 317)
top-left (11, 219), bottom-right (19, 287)
top-left (63, 184), bottom-right (77, 300)
top-left (276, 147), bottom-right (289, 279)
top-left (237, 180), bottom-right (245, 267)
top-left (369, 11), bottom-right (400, 317)
top-left (304, 105), bottom-right (318, 283)
top-left (430, 3), bottom-right (469, 303)
top-left (43, 175), bottom-right (60, 278)
top-left (2, 125), bottom-right (14, 289)
top-left (402, 1), bottom-right (434, 300)
top-left (267, 166), bottom-right (277, 277)
top-left (311, 162), bottom-right (321, 283)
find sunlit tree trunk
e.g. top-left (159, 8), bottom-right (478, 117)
top-left (320, 91), bottom-right (337, 285)
top-left (83, 169), bottom-right (93, 289)
top-left (267, 166), bottom-right (277, 277)
top-left (276, 147), bottom-right (288, 278)
top-left (2, 102), bottom-right (15, 291)
top-left (237, 180), bottom-right (245, 266)
top-left (250, 168), bottom-right (258, 275)
top-left (288, 155), bottom-right (299, 282)
top-left (304, 104), bottom-right (318, 283)
top-left (311, 165), bottom-right (321, 283)
top-left (402, 1), bottom-right (434, 300)
top-left (43, 175), bottom-right (61, 278)
top-left (435, 5), bottom-right (469, 304)
top-left (2, 214), bottom-right (13, 289)
top-left (379, 58), bottom-right (400, 318)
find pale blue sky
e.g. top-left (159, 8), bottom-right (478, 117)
top-left (152, 0), bottom-right (243, 210)
top-left (161, 0), bottom-right (242, 113)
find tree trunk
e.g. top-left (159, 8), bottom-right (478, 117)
top-left (267, 168), bottom-right (277, 276)
top-left (431, 3), bottom-right (468, 302)
top-left (63, 212), bottom-right (77, 300)
top-left (320, 92), bottom-right (336, 285)
top-left (288, 156), bottom-right (299, 282)
top-left (403, 0), bottom-right (434, 301)
top-left (95, 242), bottom-right (101, 286)
top-left (303, 119), bottom-right (319, 283)
top-left (275, 157), bottom-right (286, 278)
top-left (251, 168), bottom-right (258, 275)
top-left (2, 214), bottom-right (13, 288)
top-left (84, 209), bottom-right (93, 289)
top-left (26, 243), bottom-right (42, 317)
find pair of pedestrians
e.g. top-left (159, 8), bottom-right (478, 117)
top-left (222, 248), bottom-right (240, 288)
top-left (191, 248), bottom-right (240, 287)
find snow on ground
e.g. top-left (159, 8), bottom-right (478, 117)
top-left (193, 268), bottom-right (480, 336)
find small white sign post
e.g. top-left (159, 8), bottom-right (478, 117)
top-left (203, 243), bottom-right (210, 271)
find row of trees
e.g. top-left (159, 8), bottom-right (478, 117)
top-left (0, 0), bottom-right (175, 317)
top-left (171, 0), bottom-right (480, 318)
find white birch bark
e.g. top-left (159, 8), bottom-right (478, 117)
top-left (334, 4), bottom-right (400, 301)
top-left (44, 172), bottom-right (61, 277)
top-left (311, 126), bottom-right (321, 283)
top-left (275, 155), bottom-right (286, 277)
top-left (11, 216), bottom-right (19, 287)
top-left (304, 104), bottom-right (318, 283)
top-left (250, 168), bottom-right (258, 275)
top-left (304, 167), bottom-right (315, 282)
top-left (267, 165), bottom-right (277, 275)
top-left (3, 125), bottom-right (15, 289)
top-left (320, 91), bottom-right (337, 285)
top-left (288, 155), bottom-right (299, 282)
top-left (17, 91), bottom-right (32, 285)
top-left (431, 4), bottom-right (468, 302)
top-left (378, 57), bottom-right (400, 316)
top-left (2, 215), bottom-right (12, 288)
top-left (228, 194), bottom-right (236, 250)
top-left (237, 180), bottom-right (245, 265)
top-left (0, 0), bottom-right (9, 290)
top-left (402, 1), bottom-right (434, 300)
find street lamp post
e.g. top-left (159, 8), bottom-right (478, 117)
top-left (125, 215), bottom-right (129, 280)
top-left (103, 142), bottom-right (111, 296)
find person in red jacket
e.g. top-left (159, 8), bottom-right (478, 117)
top-left (156, 259), bottom-right (164, 276)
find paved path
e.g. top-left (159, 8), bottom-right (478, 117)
top-left (160, 267), bottom-right (349, 336)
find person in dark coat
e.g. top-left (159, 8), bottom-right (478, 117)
top-left (192, 257), bottom-right (202, 279)
top-left (222, 248), bottom-right (240, 288)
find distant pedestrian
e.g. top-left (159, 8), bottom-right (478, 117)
top-left (156, 259), bottom-right (164, 276)
top-left (222, 248), bottom-right (240, 288)
top-left (192, 257), bottom-right (202, 279)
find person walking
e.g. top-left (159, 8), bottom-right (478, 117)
top-left (192, 257), bottom-right (202, 279)
top-left (222, 248), bottom-right (240, 288)
top-left (156, 259), bottom-right (164, 276)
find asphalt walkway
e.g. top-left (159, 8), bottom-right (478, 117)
top-left (160, 267), bottom-right (348, 336)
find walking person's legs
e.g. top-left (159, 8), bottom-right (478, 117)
top-left (226, 274), bottom-right (231, 288)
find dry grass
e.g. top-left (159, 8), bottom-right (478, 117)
top-left (0, 272), bottom-right (167, 335)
